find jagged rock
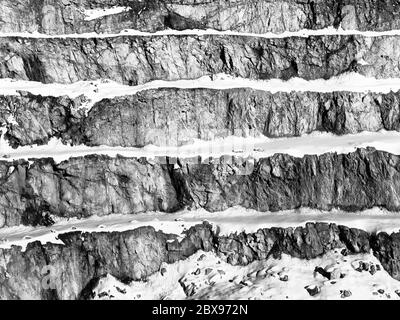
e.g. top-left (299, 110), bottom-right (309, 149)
top-left (197, 254), bottom-right (206, 262)
top-left (370, 232), bottom-right (400, 280)
top-left (0, 221), bottom-right (399, 299)
top-left (315, 266), bottom-right (331, 279)
top-left (369, 265), bottom-right (377, 275)
top-left (2, 35), bottom-right (400, 85)
top-left (2, 0), bottom-right (400, 35)
top-left (3, 89), bottom-right (400, 148)
top-left (305, 285), bottom-right (320, 296)
top-left (2, 149), bottom-right (400, 227)
top-left (340, 290), bottom-right (352, 298)
top-left (205, 268), bottom-right (213, 275)
top-left (279, 274), bottom-right (289, 282)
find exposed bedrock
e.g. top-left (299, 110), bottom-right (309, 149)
top-left (2, 89), bottom-right (400, 148)
top-left (1, 35), bottom-right (400, 85)
top-left (1, 148), bottom-right (400, 227)
top-left (1, 0), bottom-right (400, 35)
top-left (0, 222), bottom-right (399, 300)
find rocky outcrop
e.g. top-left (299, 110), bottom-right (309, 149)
top-left (1, 148), bottom-right (400, 228)
top-left (2, 88), bottom-right (400, 148)
top-left (1, 34), bottom-right (400, 85)
top-left (176, 147), bottom-right (400, 212)
top-left (2, 0), bottom-right (400, 35)
top-left (0, 221), bottom-right (398, 300)
top-left (0, 155), bottom-right (180, 228)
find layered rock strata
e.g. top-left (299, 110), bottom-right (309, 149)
top-left (0, 222), bottom-right (399, 300)
top-left (0, 148), bottom-right (399, 228)
top-left (1, 0), bottom-right (400, 35)
top-left (1, 88), bottom-right (400, 148)
top-left (1, 35), bottom-right (400, 85)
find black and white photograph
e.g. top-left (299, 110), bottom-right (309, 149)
top-left (0, 0), bottom-right (400, 310)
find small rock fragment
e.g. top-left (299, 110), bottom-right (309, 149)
top-left (280, 275), bottom-right (289, 282)
top-left (205, 268), bottom-right (213, 275)
top-left (305, 285), bottom-right (320, 296)
top-left (340, 290), bottom-right (352, 298)
top-left (197, 254), bottom-right (206, 262)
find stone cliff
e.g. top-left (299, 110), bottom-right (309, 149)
top-left (1, 0), bottom-right (400, 35)
top-left (1, 35), bottom-right (400, 85)
top-left (1, 89), bottom-right (400, 148)
top-left (1, 148), bottom-right (400, 228)
top-left (0, 222), bottom-right (399, 300)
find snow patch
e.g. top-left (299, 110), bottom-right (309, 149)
top-left (1, 206), bottom-right (400, 251)
top-left (2, 73), bottom-right (400, 105)
top-left (3, 26), bottom-right (400, 39)
top-left (91, 250), bottom-right (400, 300)
top-left (83, 7), bottom-right (131, 21)
top-left (1, 130), bottom-right (400, 163)
top-left (2, 73), bottom-right (400, 117)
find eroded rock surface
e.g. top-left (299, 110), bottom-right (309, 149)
top-left (0, 221), bottom-right (399, 300)
top-left (1, 148), bottom-right (400, 227)
top-left (1, 35), bottom-right (400, 85)
top-left (2, 89), bottom-right (400, 148)
top-left (1, 0), bottom-right (400, 35)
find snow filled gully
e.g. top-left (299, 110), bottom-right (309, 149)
top-left (1, 130), bottom-right (400, 164)
top-left (3, 73), bottom-right (400, 102)
top-left (1, 206), bottom-right (400, 251)
top-left (5, 26), bottom-right (400, 39)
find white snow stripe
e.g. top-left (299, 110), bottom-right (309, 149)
top-left (0, 130), bottom-right (400, 163)
top-left (0, 206), bottom-right (399, 251)
top-left (83, 7), bottom-right (131, 21)
top-left (2, 26), bottom-right (400, 39)
top-left (1, 73), bottom-right (400, 107)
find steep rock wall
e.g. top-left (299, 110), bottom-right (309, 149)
top-left (1, 89), bottom-right (400, 148)
top-left (1, 35), bottom-right (400, 85)
top-left (1, 148), bottom-right (400, 228)
top-left (0, 222), bottom-right (398, 300)
top-left (1, 0), bottom-right (400, 35)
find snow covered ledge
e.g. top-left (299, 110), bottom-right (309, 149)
top-left (4, 26), bottom-right (400, 39)
top-left (1, 130), bottom-right (400, 164)
top-left (83, 7), bottom-right (132, 21)
top-left (1, 73), bottom-right (400, 112)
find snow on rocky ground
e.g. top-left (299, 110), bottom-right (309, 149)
top-left (2, 73), bottom-right (400, 104)
top-left (0, 206), bottom-right (400, 251)
top-left (0, 130), bottom-right (400, 163)
top-left (83, 7), bottom-right (131, 21)
top-left (91, 250), bottom-right (400, 300)
top-left (3, 26), bottom-right (400, 39)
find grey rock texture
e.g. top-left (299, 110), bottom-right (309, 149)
top-left (1, 148), bottom-right (400, 228)
top-left (0, 221), bottom-right (398, 300)
top-left (0, 155), bottom-right (179, 228)
top-left (2, 88), bottom-right (400, 148)
top-left (1, 34), bottom-right (400, 85)
top-left (176, 148), bottom-right (400, 212)
top-left (1, 0), bottom-right (400, 35)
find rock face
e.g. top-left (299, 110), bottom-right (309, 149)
top-left (1, 148), bottom-right (400, 228)
top-left (2, 35), bottom-right (400, 85)
top-left (1, 0), bottom-right (400, 35)
top-left (0, 221), bottom-right (399, 300)
top-left (2, 89), bottom-right (400, 148)
top-left (0, 155), bottom-right (180, 228)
